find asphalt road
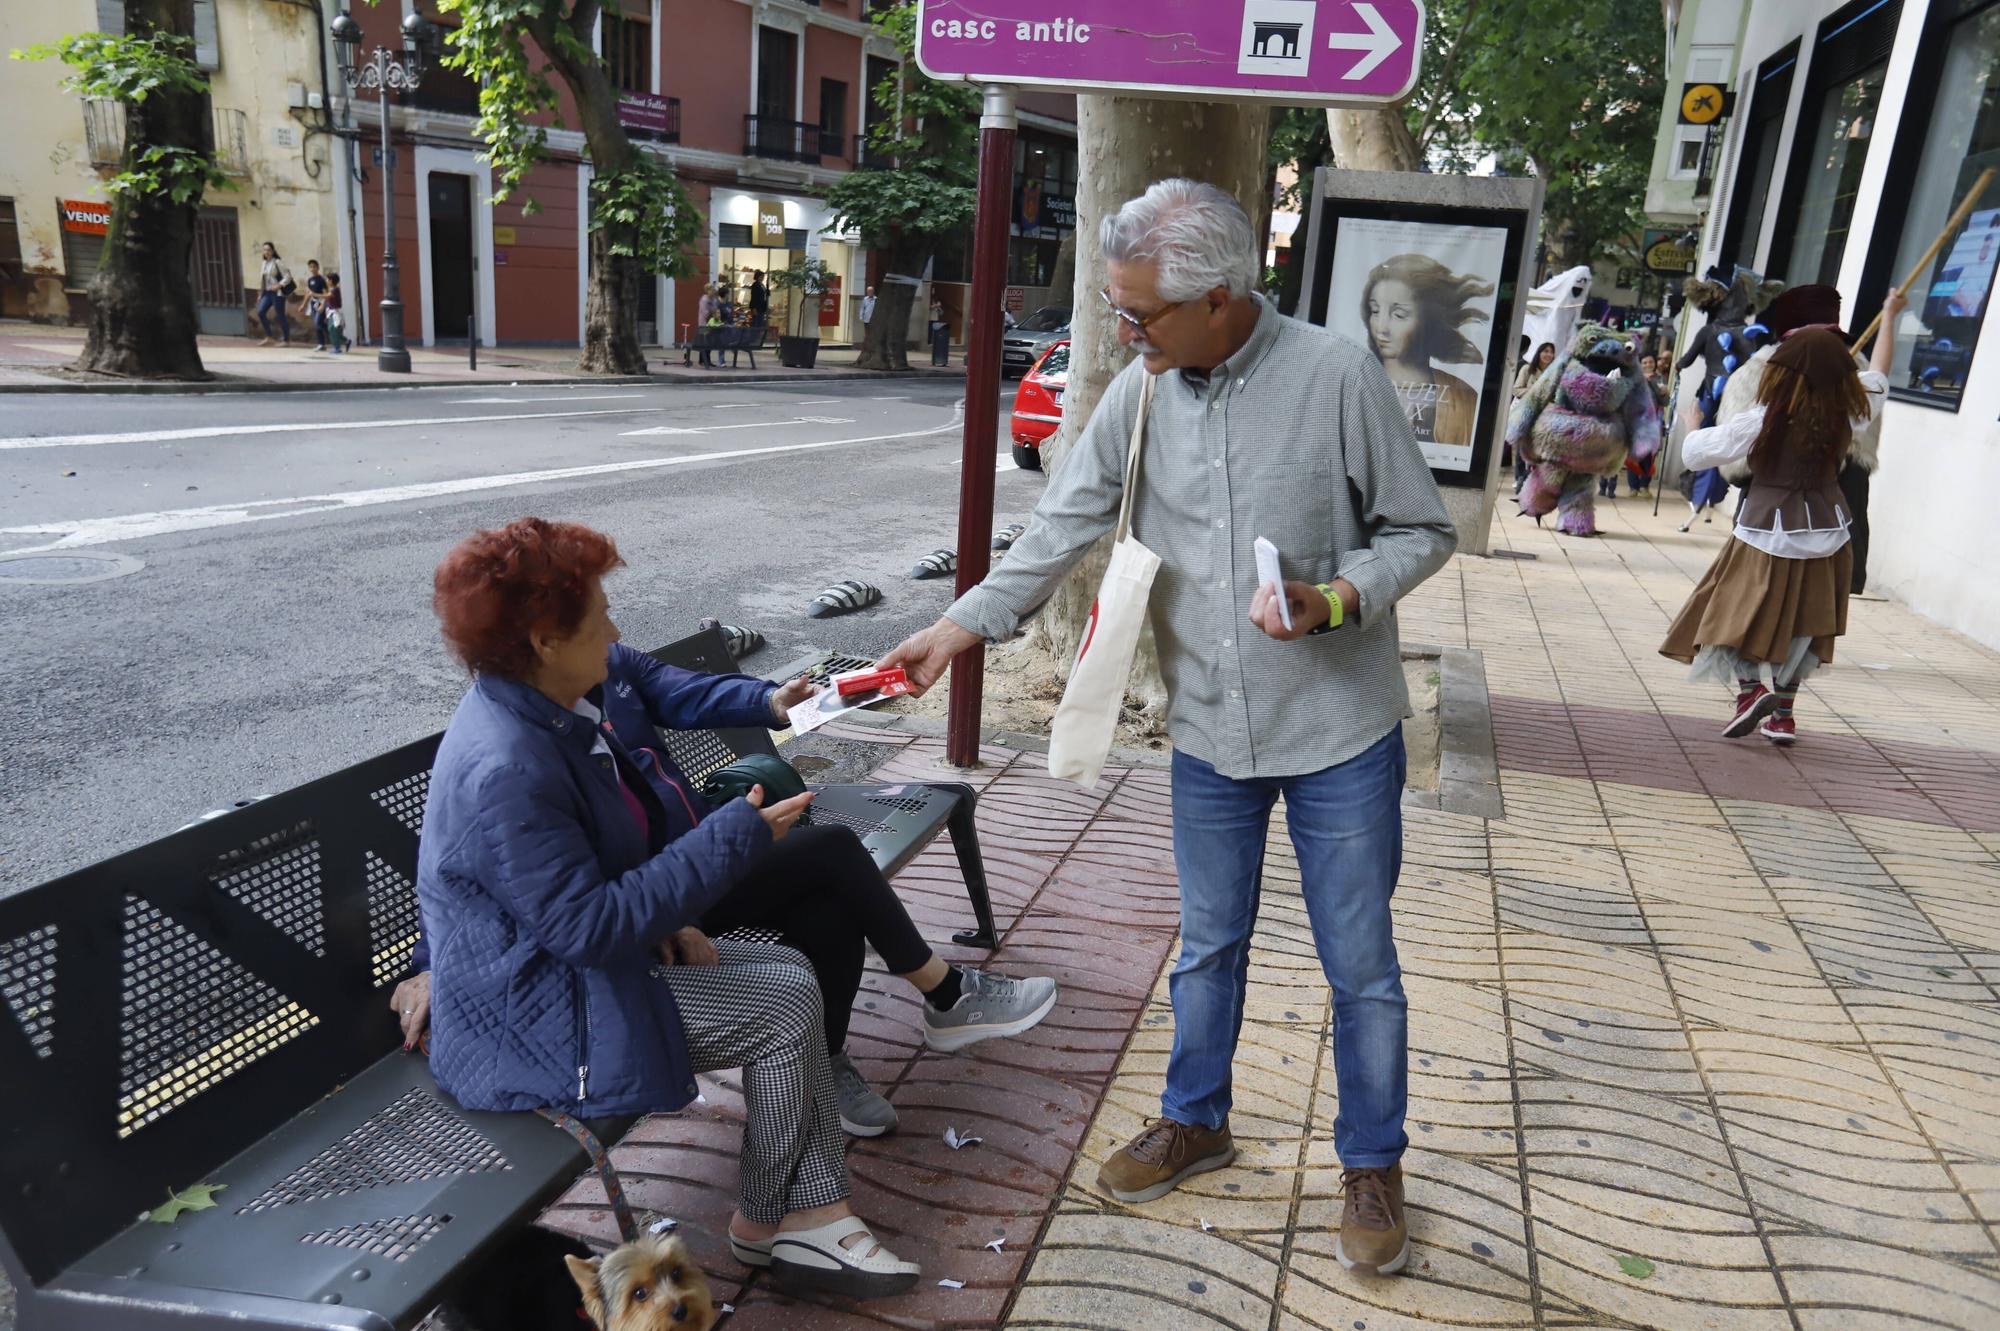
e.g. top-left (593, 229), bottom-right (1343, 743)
top-left (0, 377), bottom-right (1039, 894)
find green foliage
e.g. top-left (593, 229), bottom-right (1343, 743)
top-left (148, 1183), bottom-right (226, 1224)
top-left (588, 163), bottom-right (703, 280)
top-left (10, 30), bottom-right (210, 103)
top-left (430, 0), bottom-right (561, 207)
top-left (825, 1), bottom-right (978, 252)
top-left (111, 143), bottom-right (229, 206)
top-left (1411, 0), bottom-right (1667, 262)
top-left (767, 257), bottom-right (835, 336)
top-left (1615, 1254), bottom-right (1656, 1280)
top-left (1268, 108), bottom-right (1331, 210)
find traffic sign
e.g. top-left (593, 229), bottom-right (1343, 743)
top-left (1677, 82), bottom-right (1732, 126)
top-left (915, 1), bottom-right (1426, 106)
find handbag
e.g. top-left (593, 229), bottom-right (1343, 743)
top-left (1046, 374), bottom-right (1161, 788)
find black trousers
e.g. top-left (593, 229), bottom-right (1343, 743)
top-left (700, 825), bottom-right (933, 1053)
top-left (1839, 461), bottom-right (1871, 594)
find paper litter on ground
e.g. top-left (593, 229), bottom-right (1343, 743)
top-left (985, 1238), bottom-right (1005, 1252)
top-left (1199, 1218), bottom-right (1214, 1233)
top-left (938, 1279), bottom-right (966, 1289)
top-left (647, 1216), bottom-right (679, 1233)
top-left (943, 1126), bottom-right (982, 1150)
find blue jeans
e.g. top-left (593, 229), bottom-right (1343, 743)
top-left (256, 290), bottom-right (290, 342)
top-left (1165, 729), bottom-right (1409, 1168)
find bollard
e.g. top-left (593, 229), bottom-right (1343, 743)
top-left (468, 315), bottom-right (477, 371)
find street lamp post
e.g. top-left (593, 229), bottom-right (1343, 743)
top-left (330, 11), bottom-right (438, 374)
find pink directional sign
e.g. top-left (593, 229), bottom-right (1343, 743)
top-left (915, 1), bottom-right (1426, 105)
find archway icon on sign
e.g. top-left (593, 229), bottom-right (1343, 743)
top-left (1238, 0), bottom-right (1318, 76)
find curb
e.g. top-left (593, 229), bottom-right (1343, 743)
top-left (0, 364), bottom-right (966, 396)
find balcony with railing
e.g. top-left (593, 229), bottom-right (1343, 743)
top-left (81, 97), bottom-right (124, 168)
top-left (211, 107), bottom-right (250, 177)
top-left (855, 132), bottom-right (896, 171)
top-left (744, 114), bottom-right (845, 166)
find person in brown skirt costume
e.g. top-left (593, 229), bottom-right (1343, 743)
top-left (1659, 290), bottom-right (1902, 745)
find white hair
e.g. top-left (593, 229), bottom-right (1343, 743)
top-left (1100, 178), bottom-right (1260, 301)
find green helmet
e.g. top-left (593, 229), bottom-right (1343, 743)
top-left (699, 753), bottom-right (808, 807)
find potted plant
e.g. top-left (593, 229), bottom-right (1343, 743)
top-left (770, 256), bottom-right (834, 368)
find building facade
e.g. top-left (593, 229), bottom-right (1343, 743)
top-left (1651, 0), bottom-right (2000, 648)
top-left (0, 0), bottom-right (344, 334)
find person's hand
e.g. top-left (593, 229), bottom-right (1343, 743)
top-left (390, 971), bottom-right (432, 1050)
top-left (769, 673), bottom-right (817, 723)
top-left (1249, 580), bottom-right (1335, 642)
top-left (877, 617), bottom-right (981, 694)
top-left (657, 926), bottom-right (719, 967)
top-left (1881, 287), bottom-right (1908, 322)
top-left (746, 783), bottom-right (813, 840)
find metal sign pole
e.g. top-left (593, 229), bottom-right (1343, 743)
top-left (945, 83), bottom-right (1018, 768)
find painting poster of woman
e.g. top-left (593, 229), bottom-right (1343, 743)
top-left (1329, 218), bottom-right (1509, 472)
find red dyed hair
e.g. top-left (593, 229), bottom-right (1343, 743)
top-left (432, 518), bottom-right (624, 677)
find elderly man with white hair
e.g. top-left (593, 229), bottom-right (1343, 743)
top-left (881, 178), bottom-right (1454, 1275)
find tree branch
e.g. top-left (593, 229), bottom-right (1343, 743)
top-left (1414, 0), bottom-right (1483, 152)
top-left (565, 0), bottom-right (602, 46)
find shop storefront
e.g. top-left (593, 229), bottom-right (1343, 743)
top-left (706, 188), bottom-right (858, 343)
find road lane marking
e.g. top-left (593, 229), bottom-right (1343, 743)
top-left (447, 393), bottom-right (646, 403)
top-left (1, 409), bottom-right (964, 553)
top-left (621, 416), bottom-right (852, 436)
top-left (0, 407), bottom-right (660, 450)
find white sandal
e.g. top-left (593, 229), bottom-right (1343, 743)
top-left (769, 1215), bottom-right (920, 1298)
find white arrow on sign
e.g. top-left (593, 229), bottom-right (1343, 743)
top-left (1326, 2), bottom-right (1401, 81)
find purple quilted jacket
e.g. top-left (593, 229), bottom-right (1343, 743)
top-left (414, 669), bottom-right (773, 1116)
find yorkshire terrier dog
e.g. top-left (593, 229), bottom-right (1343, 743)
top-left (566, 1232), bottom-right (716, 1331)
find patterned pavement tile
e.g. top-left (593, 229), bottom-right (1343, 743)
top-left (550, 501), bottom-right (2000, 1329)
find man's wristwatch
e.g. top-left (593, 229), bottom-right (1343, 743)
top-left (1307, 582), bottom-right (1345, 635)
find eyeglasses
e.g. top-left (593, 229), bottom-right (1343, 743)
top-left (1098, 287), bottom-right (1184, 336)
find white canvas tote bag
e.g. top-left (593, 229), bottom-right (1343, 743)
top-left (1047, 374), bottom-right (1161, 787)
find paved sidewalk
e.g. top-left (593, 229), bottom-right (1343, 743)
top-left (0, 321), bottom-right (964, 391)
top-left (553, 493), bottom-right (2000, 1330)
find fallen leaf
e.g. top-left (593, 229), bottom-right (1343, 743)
top-left (1616, 1254), bottom-right (1655, 1279)
top-left (148, 1183), bottom-right (226, 1223)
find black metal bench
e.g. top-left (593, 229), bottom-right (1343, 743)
top-left (0, 630), bottom-right (992, 1329)
top-left (686, 324), bottom-right (770, 369)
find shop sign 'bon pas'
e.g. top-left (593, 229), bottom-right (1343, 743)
top-left (915, 0), bottom-right (1426, 106)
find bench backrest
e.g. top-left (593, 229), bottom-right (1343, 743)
top-left (646, 626), bottom-right (781, 783)
top-left (0, 736), bottom-right (439, 1289)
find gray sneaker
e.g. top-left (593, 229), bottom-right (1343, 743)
top-left (922, 969), bottom-right (1059, 1052)
top-left (831, 1051), bottom-right (898, 1137)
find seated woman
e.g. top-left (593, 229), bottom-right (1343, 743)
top-left (413, 518), bottom-right (928, 1297)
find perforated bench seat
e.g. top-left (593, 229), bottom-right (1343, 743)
top-left (53, 1055), bottom-right (633, 1330)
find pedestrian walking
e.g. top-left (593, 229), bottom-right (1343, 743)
top-left (256, 241), bottom-right (294, 347)
top-left (928, 295), bottom-right (949, 366)
top-left (1509, 341), bottom-right (1555, 494)
top-left (879, 179), bottom-right (1455, 1276)
top-left (859, 285), bottom-right (877, 327)
top-left (302, 259), bottom-right (330, 351)
top-left (697, 283), bottom-right (721, 368)
top-left (1625, 353), bottom-right (1667, 494)
top-left (1659, 292), bottom-right (1902, 746)
top-left (749, 270), bottom-right (770, 329)
top-left (324, 273), bottom-right (348, 353)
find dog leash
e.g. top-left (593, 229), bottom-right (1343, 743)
top-left (536, 1108), bottom-right (640, 1244)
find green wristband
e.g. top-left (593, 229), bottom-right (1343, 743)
top-left (1309, 582), bottom-right (1344, 635)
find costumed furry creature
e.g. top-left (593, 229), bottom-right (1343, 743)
top-left (1673, 268), bottom-right (1784, 528)
top-left (1507, 322), bottom-right (1662, 537)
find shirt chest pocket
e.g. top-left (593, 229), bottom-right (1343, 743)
top-left (1248, 461), bottom-right (1337, 577)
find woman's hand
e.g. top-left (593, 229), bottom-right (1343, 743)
top-left (746, 783), bottom-right (813, 840)
top-left (657, 926), bottom-right (719, 967)
top-left (770, 674), bottom-right (816, 723)
top-left (390, 971), bottom-right (432, 1050)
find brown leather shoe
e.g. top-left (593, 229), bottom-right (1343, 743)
top-left (1336, 1165), bottom-right (1409, 1274)
top-left (1096, 1117), bottom-right (1236, 1203)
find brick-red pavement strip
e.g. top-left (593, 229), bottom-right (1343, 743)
top-left (1492, 693), bottom-right (2000, 832)
top-left (542, 735), bottom-right (1185, 1328)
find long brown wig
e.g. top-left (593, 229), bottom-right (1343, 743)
top-left (1749, 327), bottom-right (1869, 475)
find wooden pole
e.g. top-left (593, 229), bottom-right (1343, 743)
top-left (1853, 166), bottom-right (1996, 350)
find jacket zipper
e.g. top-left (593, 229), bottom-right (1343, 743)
top-left (575, 973), bottom-right (590, 1103)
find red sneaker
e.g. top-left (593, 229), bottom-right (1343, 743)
top-left (1759, 715), bottom-right (1796, 745)
top-left (1723, 685), bottom-right (1775, 738)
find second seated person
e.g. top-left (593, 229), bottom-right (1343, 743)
top-left (411, 518), bottom-right (1055, 1298)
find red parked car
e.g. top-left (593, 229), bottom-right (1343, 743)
top-left (1008, 339), bottom-right (1068, 470)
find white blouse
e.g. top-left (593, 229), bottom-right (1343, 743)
top-left (1682, 368), bottom-right (1887, 559)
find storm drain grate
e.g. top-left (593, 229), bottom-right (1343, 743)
top-left (0, 552), bottom-right (145, 585)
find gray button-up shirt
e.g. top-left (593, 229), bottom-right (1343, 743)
top-left (948, 297), bottom-right (1456, 780)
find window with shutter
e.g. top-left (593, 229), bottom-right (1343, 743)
top-left (193, 0), bottom-right (219, 70)
top-left (94, 0), bottom-right (124, 35)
